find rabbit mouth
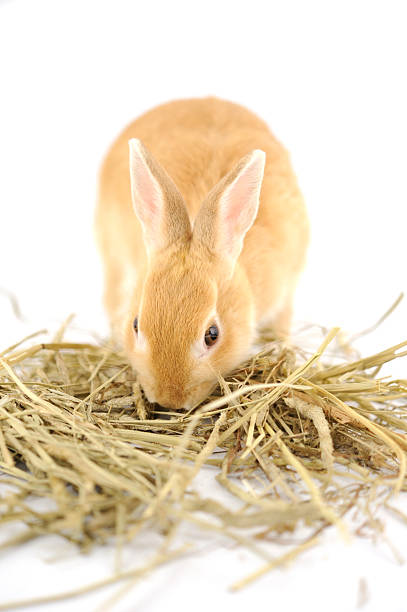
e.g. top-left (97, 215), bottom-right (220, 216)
top-left (136, 372), bottom-right (220, 412)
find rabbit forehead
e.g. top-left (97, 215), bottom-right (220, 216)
top-left (141, 258), bottom-right (217, 351)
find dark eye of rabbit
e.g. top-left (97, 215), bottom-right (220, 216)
top-left (204, 324), bottom-right (219, 347)
top-left (133, 317), bottom-right (138, 333)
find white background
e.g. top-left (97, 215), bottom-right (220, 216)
top-left (0, 0), bottom-right (406, 610)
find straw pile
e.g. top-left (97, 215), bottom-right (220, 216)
top-left (0, 317), bottom-right (407, 607)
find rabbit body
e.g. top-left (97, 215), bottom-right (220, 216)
top-left (95, 97), bottom-right (309, 409)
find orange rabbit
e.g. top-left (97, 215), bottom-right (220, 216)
top-left (95, 97), bottom-right (309, 410)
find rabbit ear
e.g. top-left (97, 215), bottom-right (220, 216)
top-left (129, 139), bottom-right (191, 252)
top-left (193, 150), bottom-right (266, 265)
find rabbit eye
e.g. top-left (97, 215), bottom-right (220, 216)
top-left (133, 317), bottom-right (138, 333)
top-left (204, 324), bottom-right (219, 347)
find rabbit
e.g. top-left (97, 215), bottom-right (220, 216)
top-left (95, 97), bottom-right (309, 410)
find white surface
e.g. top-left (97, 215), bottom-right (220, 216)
top-left (0, 0), bottom-right (407, 610)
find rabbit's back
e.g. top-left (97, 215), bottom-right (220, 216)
top-left (100, 97), bottom-right (289, 215)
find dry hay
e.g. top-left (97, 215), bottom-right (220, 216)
top-left (0, 314), bottom-right (407, 608)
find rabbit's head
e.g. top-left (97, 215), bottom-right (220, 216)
top-left (123, 139), bottom-right (265, 410)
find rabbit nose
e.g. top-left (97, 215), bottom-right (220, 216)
top-left (156, 398), bottom-right (181, 411)
top-left (155, 390), bottom-right (186, 411)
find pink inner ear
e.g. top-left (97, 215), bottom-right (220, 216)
top-left (225, 174), bottom-right (252, 226)
top-left (222, 161), bottom-right (261, 252)
top-left (132, 156), bottom-right (161, 230)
